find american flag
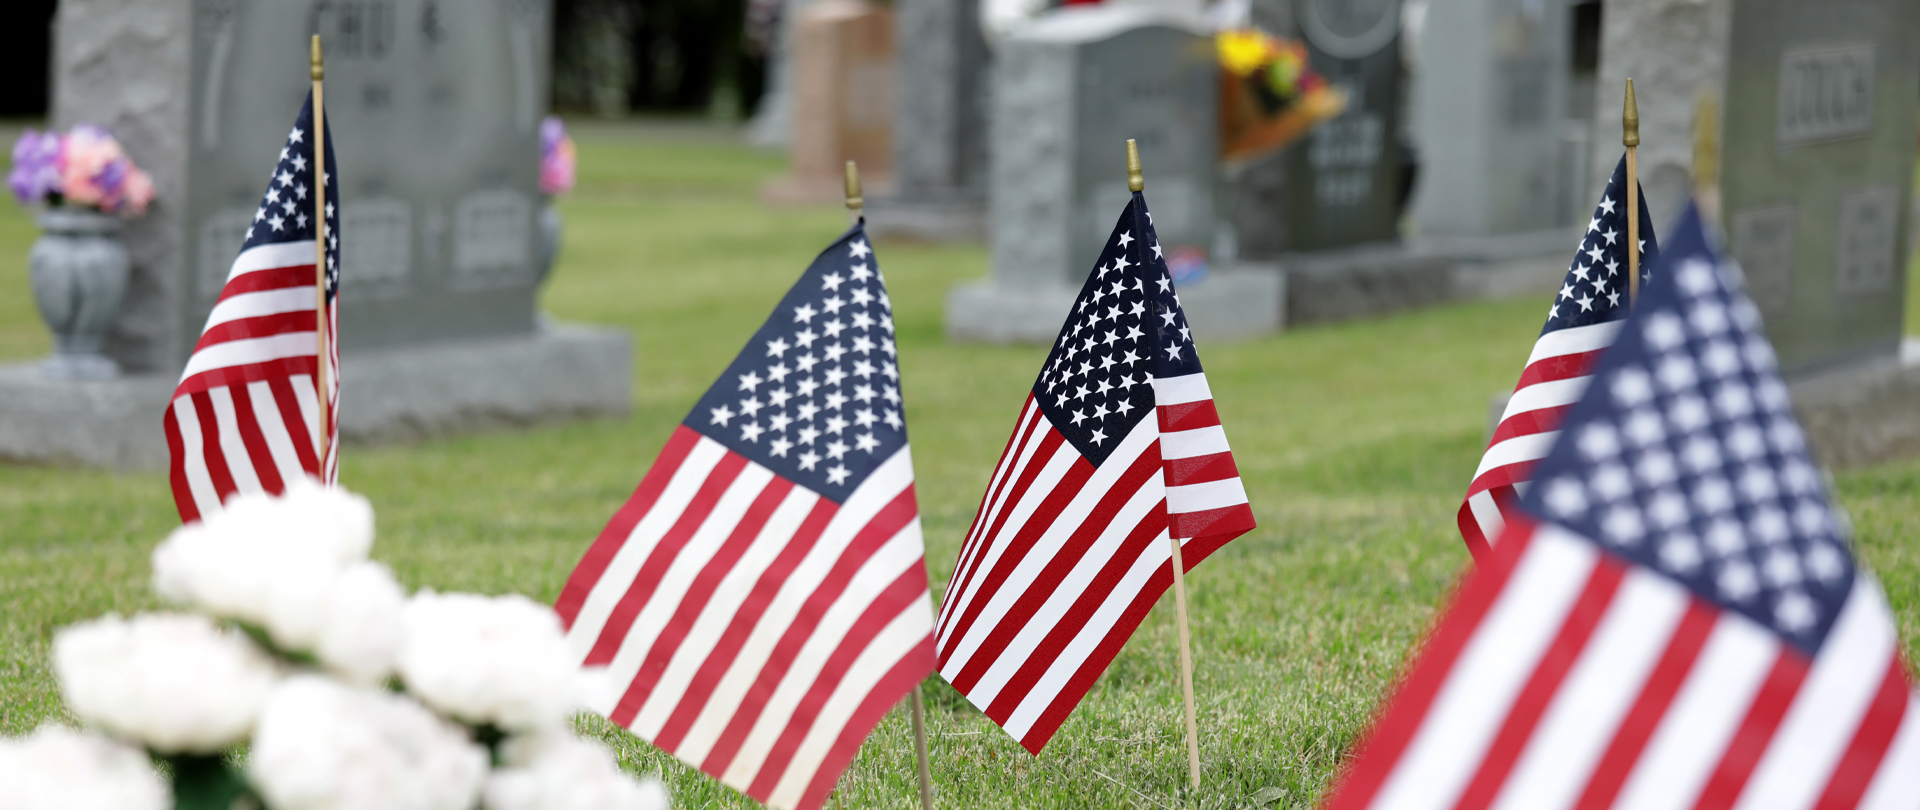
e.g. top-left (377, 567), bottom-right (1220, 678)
top-left (1325, 205), bottom-right (1920, 810)
top-left (556, 224), bottom-right (933, 810)
top-left (934, 192), bottom-right (1257, 752)
top-left (1460, 154), bottom-right (1659, 559)
top-left (166, 93), bottom-right (340, 522)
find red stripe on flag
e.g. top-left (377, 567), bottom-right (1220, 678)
top-left (191, 391), bottom-right (238, 505)
top-left (557, 426), bottom-right (703, 627)
top-left (1571, 597), bottom-right (1718, 810)
top-left (949, 448), bottom-right (1162, 694)
top-left (176, 355), bottom-right (320, 399)
top-left (697, 487), bottom-right (920, 775)
top-left (1512, 348), bottom-right (1605, 390)
top-left (1688, 650), bottom-right (1811, 810)
top-left (1167, 504), bottom-right (1256, 558)
top-left (794, 636), bottom-right (937, 810)
top-left (608, 477), bottom-right (797, 720)
top-left (226, 383), bottom-right (285, 495)
top-left (214, 265), bottom-right (314, 300)
top-left (267, 376), bottom-right (321, 476)
top-left (746, 567), bottom-right (932, 800)
top-left (1165, 452), bottom-right (1240, 487)
top-left (941, 405), bottom-right (1048, 635)
top-left (1159, 399), bottom-right (1222, 432)
top-left (583, 452), bottom-right (750, 666)
top-left (1485, 404), bottom-right (1573, 450)
top-left (1321, 520), bottom-right (1541, 810)
top-left (651, 497), bottom-right (839, 752)
top-left (937, 441), bottom-right (1094, 670)
top-left (163, 409), bottom-right (198, 524)
top-left (1449, 556), bottom-right (1628, 810)
top-left (1810, 656), bottom-right (1912, 810)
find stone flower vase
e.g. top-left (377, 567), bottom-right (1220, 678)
top-left (29, 208), bottom-right (130, 380)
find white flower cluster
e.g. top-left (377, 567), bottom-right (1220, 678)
top-left (20, 481), bottom-right (672, 810)
top-left (249, 676), bottom-right (488, 810)
top-left (0, 726), bottom-right (168, 810)
top-left (486, 734), bottom-right (671, 810)
top-left (152, 481), bottom-right (404, 685)
top-left (53, 612), bottom-right (277, 754)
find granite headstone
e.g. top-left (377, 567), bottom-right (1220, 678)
top-left (1277, 0), bottom-right (1405, 252)
top-left (866, 0), bottom-right (993, 242)
top-left (763, 0), bottom-right (896, 203)
top-left (949, 6), bottom-right (1282, 343)
top-left (2, 0), bottom-right (631, 470)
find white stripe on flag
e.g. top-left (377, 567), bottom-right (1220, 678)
top-left (1371, 527), bottom-right (1598, 810)
top-left (1610, 614), bottom-right (1780, 810)
top-left (1468, 490), bottom-right (1506, 539)
top-left (936, 436), bottom-right (1081, 651)
top-left (290, 373), bottom-right (319, 454)
top-left (206, 386), bottom-right (263, 496)
top-left (227, 240), bottom-right (315, 281)
top-left (1151, 372), bottom-right (1212, 406)
top-left (1489, 567), bottom-right (1689, 810)
top-left (177, 331), bottom-right (319, 383)
top-left (171, 395), bottom-right (221, 514)
top-left (627, 485), bottom-right (823, 737)
top-left (1472, 432), bottom-right (1560, 480)
top-left (600, 463), bottom-right (779, 697)
top-left (1499, 377), bottom-right (1591, 423)
top-left (1733, 577), bottom-right (1901, 810)
top-left (1523, 321), bottom-right (1621, 367)
top-left (567, 438), bottom-right (731, 662)
top-left (945, 401), bottom-right (1048, 630)
top-left (677, 449), bottom-right (918, 764)
top-left (1166, 477), bottom-right (1250, 513)
top-left (1161, 425), bottom-right (1228, 460)
top-left (203, 286), bottom-right (316, 331)
top-left (245, 379), bottom-right (307, 486)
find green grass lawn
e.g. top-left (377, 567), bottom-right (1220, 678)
top-left (3, 118), bottom-right (1918, 809)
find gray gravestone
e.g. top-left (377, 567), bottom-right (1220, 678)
top-left (1410, 0), bottom-right (1585, 255)
top-left (2, 0), bottom-right (630, 470)
top-left (866, 0), bottom-right (993, 242)
top-left (1274, 0), bottom-right (1405, 252)
top-left (949, 6), bottom-right (1282, 343)
top-left (1598, 0), bottom-right (1919, 376)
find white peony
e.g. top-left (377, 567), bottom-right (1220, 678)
top-left (312, 561), bottom-right (408, 685)
top-left (399, 592), bottom-right (577, 732)
top-left (249, 675), bottom-right (489, 810)
top-left (53, 612), bottom-right (278, 754)
top-left (152, 481), bottom-right (396, 668)
top-left (0, 726), bottom-right (169, 810)
top-left (484, 733), bottom-right (671, 810)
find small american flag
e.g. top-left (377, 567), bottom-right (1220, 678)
top-left (556, 224), bottom-right (933, 810)
top-left (934, 192), bottom-right (1257, 752)
top-left (1326, 206), bottom-right (1920, 810)
top-left (166, 93), bottom-right (340, 522)
top-left (1460, 154), bottom-right (1659, 559)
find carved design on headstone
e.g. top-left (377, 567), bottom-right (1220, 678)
top-left (340, 198), bottom-right (413, 297)
top-left (451, 190), bottom-right (534, 289)
top-left (198, 210), bottom-right (256, 298)
top-left (1777, 44), bottom-right (1875, 147)
top-left (1834, 185), bottom-right (1901, 296)
top-left (1300, 0), bottom-right (1401, 59)
top-left (1309, 79), bottom-right (1383, 209)
top-left (1730, 204), bottom-right (1796, 315)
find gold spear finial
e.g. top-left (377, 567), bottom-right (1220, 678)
top-left (1126, 139), bottom-right (1144, 192)
top-left (1623, 78), bottom-right (1639, 147)
top-left (844, 160), bottom-right (863, 216)
top-left (311, 35), bottom-right (324, 80)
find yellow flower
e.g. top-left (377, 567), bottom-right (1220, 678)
top-left (1216, 30), bottom-right (1277, 77)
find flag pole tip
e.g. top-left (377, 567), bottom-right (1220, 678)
top-left (310, 35), bottom-right (324, 80)
top-left (1693, 93), bottom-right (1719, 189)
top-left (844, 160), bottom-right (863, 213)
top-left (1125, 139), bottom-right (1144, 193)
top-left (1622, 78), bottom-right (1639, 147)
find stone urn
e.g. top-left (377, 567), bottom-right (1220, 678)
top-left (29, 208), bottom-right (130, 380)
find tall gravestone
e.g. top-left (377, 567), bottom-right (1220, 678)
top-left (1274, 0), bottom-right (1405, 252)
top-left (947, 5), bottom-right (1282, 343)
top-left (0, 0), bottom-right (631, 469)
top-left (762, 0), bottom-right (897, 202)
top-left (866, 0), bottom-right (993, 242)
top-left (1410, 0), bottom-right (1584, 256)
top-left (1596, 0), bottom-right (1920, 469)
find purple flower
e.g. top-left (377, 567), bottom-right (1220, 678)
top-left (540, 115), bottom-right (567, 156)
top-left (8, 129), bottom-right (63, 205)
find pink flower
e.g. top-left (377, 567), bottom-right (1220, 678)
top-left (538, 116), bottom-right (575, 196)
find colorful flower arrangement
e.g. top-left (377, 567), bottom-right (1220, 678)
top-left (1214, 29), bottom-right (1347, 165)
top-left (8, 125), bottom-right (156, 216)
top-left (0, 482), bottom-right (671, 810)
top-left (540, 116), bottom-right (576, 197)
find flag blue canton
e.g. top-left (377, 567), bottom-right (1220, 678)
top-left (1033, 193), bottom-right (1202, 466)
top-left (241, 93), bottom-right (340, 304)
top-left (1543, 154), bottom-right (1660, 336)
top-left (685, 224), bottom-right (904, 503)
top-left (1521, 205), bottom-right (1855, 655)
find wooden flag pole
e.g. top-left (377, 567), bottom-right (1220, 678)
top-left (847, 159), bottom-right (936, 810)
top-left (1131, 138), bottom-right (1203, 791)
top-left (1693, 93), bottom-right (1721, 227)
top-left (311, 36), bottom-right (330, 473)
top-left (1623, 79), bottom-right (1640, 307)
